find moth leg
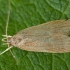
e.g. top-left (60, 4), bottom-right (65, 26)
top-left (0, 46), bottom-right (13, 55)
top-left (2, 35), bottom-right (12, 37)
top-left (2, 35), bottom-right (17, 62)
top-left (7, 44), bottom-right (18, 63)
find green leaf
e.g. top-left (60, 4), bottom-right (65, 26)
top-left (0, 0), bottom-right (70, 70)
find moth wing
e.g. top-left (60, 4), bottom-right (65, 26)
top-left (11, 19), bottom-right (70, 53)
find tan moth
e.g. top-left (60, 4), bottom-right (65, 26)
top-left (0, 1), bottom-right (70, 56)
top-left (9, 19), bottom-right (70, 53)
top-left (1, 19), bottom-right (70, 55)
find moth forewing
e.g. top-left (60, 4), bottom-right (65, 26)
top-left (9, 19), bottom-right (70, 53)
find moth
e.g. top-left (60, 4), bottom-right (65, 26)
top-left (0, 0), bottom-right (70, 56)
top-left (1, 19), bottom-right (70, 55)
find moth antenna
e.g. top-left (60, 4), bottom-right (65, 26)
top-left (0, 46), bottom-right (13, 55)
top-left (1, 0), bottom-right (16, 61)
top-left (2, 0), bottom-right (11, 40)
top-left (6, 0), bottom-right (10, 38)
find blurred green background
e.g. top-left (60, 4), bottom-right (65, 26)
top-left (0, 0), bottom-right (70, 70)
